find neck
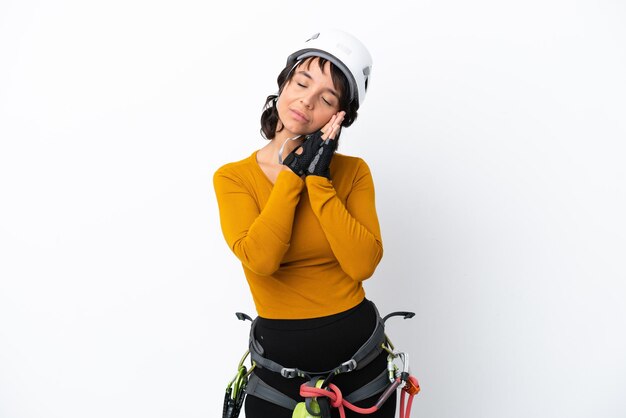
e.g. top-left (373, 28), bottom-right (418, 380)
top-left (266, 131), bottom-right (303, 165)
top-left (274, 128), bottom-right (302, 144)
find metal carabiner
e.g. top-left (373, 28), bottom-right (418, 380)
top-left (395, 352), bottom-right (411, 384)
top-left (386, 350), bottom-right (410, 386)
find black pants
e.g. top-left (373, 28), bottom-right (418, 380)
top-left (245, 299), bottom-right (396, 418)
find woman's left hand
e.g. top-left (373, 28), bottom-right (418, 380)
top-left (306, 111), bottom-right (345, 179)
top-left (320, 111), bottom-right (346, 141)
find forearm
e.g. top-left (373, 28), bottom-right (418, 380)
top-left (214, 170), bottom-right (304, 275)
top-left (306, 175), bottom-right (383, 281)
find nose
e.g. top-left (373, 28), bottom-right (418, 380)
top-left (300, 93), bottom-right (314, 109)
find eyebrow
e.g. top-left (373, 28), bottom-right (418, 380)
top-left (296, 70), bottom-right (340, 98)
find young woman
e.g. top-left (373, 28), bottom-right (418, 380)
top-left (214, 29), bottom-right (396, 418)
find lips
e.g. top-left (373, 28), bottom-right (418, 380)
top-left (290, 109), bottom-right (309, 123)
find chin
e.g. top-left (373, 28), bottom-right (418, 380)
top-left (280, 122), bottom-right (309, 137)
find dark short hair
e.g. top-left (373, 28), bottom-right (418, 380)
top-left (260, 56), bottom-right (359, 140)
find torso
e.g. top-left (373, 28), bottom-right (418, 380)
top-left (214, 149), bottom-right (373, 319)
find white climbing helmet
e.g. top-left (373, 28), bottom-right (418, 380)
top-left (286, 28), bottom-right (373, 109)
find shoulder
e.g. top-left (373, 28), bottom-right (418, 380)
top-left (332, 153), bottom-right (372, 176)
top-left (213, 152), bottom-right (257, 182)
top-left (330, 153), bottom-right (376, 191)
top-left (213, 153), bottom-right (265, 197)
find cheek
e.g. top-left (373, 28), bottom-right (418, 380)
top-left (276, 99), bottom-right (289, 122)
top-left (276, 89), bottom-right (296, 115)
top-left (312, 109), bottom-right (336, 128)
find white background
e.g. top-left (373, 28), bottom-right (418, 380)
top-left (1, 1), bottom-right (625, 417)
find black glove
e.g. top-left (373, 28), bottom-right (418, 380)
top-left (282, 131), bottom-right (324, 176)
top-left (306, 138), bottom-right (338, 179)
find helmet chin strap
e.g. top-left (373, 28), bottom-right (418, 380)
top-left (277, 135), bottom-right (302, 164)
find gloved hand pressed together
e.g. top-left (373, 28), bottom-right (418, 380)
top-left (305, 136), bottom-right (338, 179)
top-left (282, 131), bottom-right (326, 177)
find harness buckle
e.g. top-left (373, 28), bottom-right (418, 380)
top-left (280, 368), bottom-right (298, 378)
top-left (336, 359), bottom-right (357, 374)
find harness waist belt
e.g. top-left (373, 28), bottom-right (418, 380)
top-left (247, 300), bottom-right (387, 379)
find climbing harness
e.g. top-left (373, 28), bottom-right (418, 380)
top-left (221, 303), bottom-right (420, 418)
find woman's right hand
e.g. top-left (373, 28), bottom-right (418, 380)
top-left (282, 132), bottom-right (325, 176)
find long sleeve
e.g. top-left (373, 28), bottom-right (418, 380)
top-left (305, 159), bottom-right (383, 281)
top-left (213, 168), bottom-right (304, 276)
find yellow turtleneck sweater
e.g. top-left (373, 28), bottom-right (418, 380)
top-left (213, 150), bottom-right (383, 319)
